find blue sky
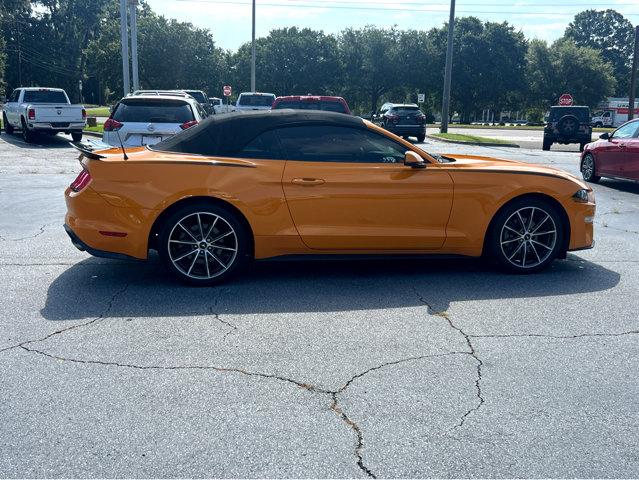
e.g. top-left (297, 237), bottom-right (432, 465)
top-left (147, 0), bottom-right (638, 51)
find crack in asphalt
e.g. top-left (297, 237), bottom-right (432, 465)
top-left (0, 282), bottom-right (131, 355)
top-left (209, 293), bottom-right (237, 342)
top-left (0, 223), bottom-right (55, 242)
top-left (413, 288), bottom-right (485, 430)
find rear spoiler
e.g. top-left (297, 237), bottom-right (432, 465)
top-left (69, 141), bottom-right (106, 160)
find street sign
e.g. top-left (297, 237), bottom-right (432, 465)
top-left (223, 85), bottom-right (232, 97)
top-left (559, 93), bottom-right (573, 106)
top-left (417, 93), bottom-right (425, 103)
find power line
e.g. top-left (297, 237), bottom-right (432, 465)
top-left (170, 0), bottom-right (639, 15)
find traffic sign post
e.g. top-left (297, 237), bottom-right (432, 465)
top-left (559, 93), bottom-right (573, 106)
top-left (418, 93), bottom-right (425, 103)
top-left (223, 85), bottom-right (232, 97)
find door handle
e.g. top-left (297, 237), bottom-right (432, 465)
top-left (291, 178), bottom-right (325, 186)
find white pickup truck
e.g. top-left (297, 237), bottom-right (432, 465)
top-left (2, 87), bottom-right (86, 143)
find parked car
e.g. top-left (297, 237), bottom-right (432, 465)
top-left (208, 97), bottom-right (223, 113)
top-left (235, 92), bottom-right (276, 111)
top-left (580, 118), bottom-right (639, 183)
top-left (65, 110), bottom-right (594, 285)
top-left (102, 94), bottom-right (206, 147)
top-left (271, 95), bottom-right (351, 114)
top-left (2, 87), bottom-right (86, 142)
top-left (373, 103), bottom-right (426, 142)
top-left (543, 106), bottom-right (592, 152)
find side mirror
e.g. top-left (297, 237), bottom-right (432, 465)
top-left (404, 151), bottom-right (426, 169)
top-left (599, 132), bottom-right (610, 140)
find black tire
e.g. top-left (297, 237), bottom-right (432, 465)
top-left (542, 139), bottom-right (552, 151)
top-left (159, 202), bottom-right (251, 286)
top-left (593, 122), bottom-right (603, 128)
top-left (3, 113), bottom-right (14, 134)
top-left (21, 118), bottom-right (34, 143)
top-left (581, 153), bottom-right (601, 183)
top-left (71, 131), bottom-right (83, 142)
top-left (487, 197), bottom-right (565, 274)
top-left (579, 142), bottom-right (586, 152)
top-left (417, 133), bottom-right (426, 142)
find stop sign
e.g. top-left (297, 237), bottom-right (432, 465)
top-left (559, 93), bottom-right (573, 106)
top-left (223, 85), bottom-right (232, 97)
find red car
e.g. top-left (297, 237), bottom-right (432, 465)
top-left (271, 95), bottom-right (351, 114)
top-left (581, 118), bottom-right (639, 183)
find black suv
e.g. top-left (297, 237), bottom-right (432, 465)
top-left (374, 103), bottom-right (426, 142)
top-left (543, 106), bottom-right (592, 151)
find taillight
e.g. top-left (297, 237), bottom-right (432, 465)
top-left (82, 108), bottom-right (87, 119)
top-left (103, 118), bottom-right (123, 131)
top-left (28, 108), bottom-right (36, 120)
top-left (415, 114), bottom-right (425, 123)
top-left (180, 120), bottom-right (198, 130)
top-left (70, 169), bottom-right (91, 192)
top-left (387, 114), bottom-right (399, 122)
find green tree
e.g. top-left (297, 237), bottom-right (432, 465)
top-left (339, 26), bottom-right (402, 114)
top-left (427, 17), bottom-right (528, 122)
top-left (564, 9), bottom-right (635, 96)
top-left (526, 38), bottom-right (616, 109)
top-left (229, 27), bottom-right (341, 97)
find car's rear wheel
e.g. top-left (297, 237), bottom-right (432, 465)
top-left (159, 203), bottom-right (250, 285)
top-left (581, 153), bottom-right (601, 183)
top-left (417, 133), bottom-right (426, 142)
top-left (21, 118), bottom-right (34, 143)
top-left (542, 139), bottom-right (551, 151)
top-left (71, 132), bottom-right (82, 142)
top-left (3, 113), bottom-right (13, 134)
top-left (488, 198), bottom-right (564, 273)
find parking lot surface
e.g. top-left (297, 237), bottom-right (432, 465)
top-left (1, 132), bottom-right (638, 478)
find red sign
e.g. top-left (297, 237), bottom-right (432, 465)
top-left (559, 93), bottom-right (573, 106)
top-left (223, 85), bottom-right (232, 97)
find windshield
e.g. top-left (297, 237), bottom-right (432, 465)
top-left (549, 107), bottom-right (590, 122)
top-left (238, 94), bottom-right (275, 107)
top-left (392, 106), bottom-right (420, 113)
top-left (274, 100), bottom-right (348, 113)
top-left (23, 90), bottom-right (68, 104)
top-left (114, 99), bottom-right (194, 123)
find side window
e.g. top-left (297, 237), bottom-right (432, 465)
top-left (276, 125), bottom-right (407, 163)
top-left (612, 122), bottom-right (639, 139)
top-left (235, 129), bottom-right (284, 160)
top-left (10, 90), bottom-right (20, 102)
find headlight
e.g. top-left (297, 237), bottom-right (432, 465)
top-left (573, 189), bottom-right (595, 203)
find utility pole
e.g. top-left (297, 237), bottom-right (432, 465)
top-left (440, 0), bottom-right (456, 133)
top-left (129, 0), bottom-right (140, 92)
top-left (628, 25), bottom-right (638, 121)
top-left (251, 0), bottom-right (256, 92)
top-left (120, 0), bottom-right (130, 96)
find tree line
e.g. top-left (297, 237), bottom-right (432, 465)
top-left (1, 1), bottom-right (636, 120)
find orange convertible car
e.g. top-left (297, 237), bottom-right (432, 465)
top-left (65, 110), bottom-right (595, 284)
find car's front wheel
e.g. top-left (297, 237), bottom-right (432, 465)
top-left (159, 203), bottom-right (250, 285)
top-left (581, 153), bottom-right (601, 183)
top-left (488, 198), bottom-right (564, 273)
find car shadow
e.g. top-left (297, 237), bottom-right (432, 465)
top-left (41, 255), bottom-right (621, 321)
top-left (0, 131), bottom-right (73, 149)
top-left (598, 178), bottom-right (639, 194)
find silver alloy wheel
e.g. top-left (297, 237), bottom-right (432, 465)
top-left (582, 154), bottom-right (595, 180)
top-left (167, 212), bottom-right (238, 280)
top-left (500, 206), bottom-right (557, 269)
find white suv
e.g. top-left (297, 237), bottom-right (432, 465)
top-left (102, 95), bottom-right (207, 147)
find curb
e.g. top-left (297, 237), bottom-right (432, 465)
top-left (426, 134), bottom-right (520, 148)
top-left (82, 130), bottom-right (103, 138)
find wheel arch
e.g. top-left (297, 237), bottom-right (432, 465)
top-left (481, 192), bottom-right (571, 259)
top-left (147, 195), bottom-right (255, 258)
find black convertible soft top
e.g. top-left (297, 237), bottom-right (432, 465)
top-left (152, 109), bottom-right (367, 156)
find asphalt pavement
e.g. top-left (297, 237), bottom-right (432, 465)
top-left (1, 131), bottom-right (638, 478)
